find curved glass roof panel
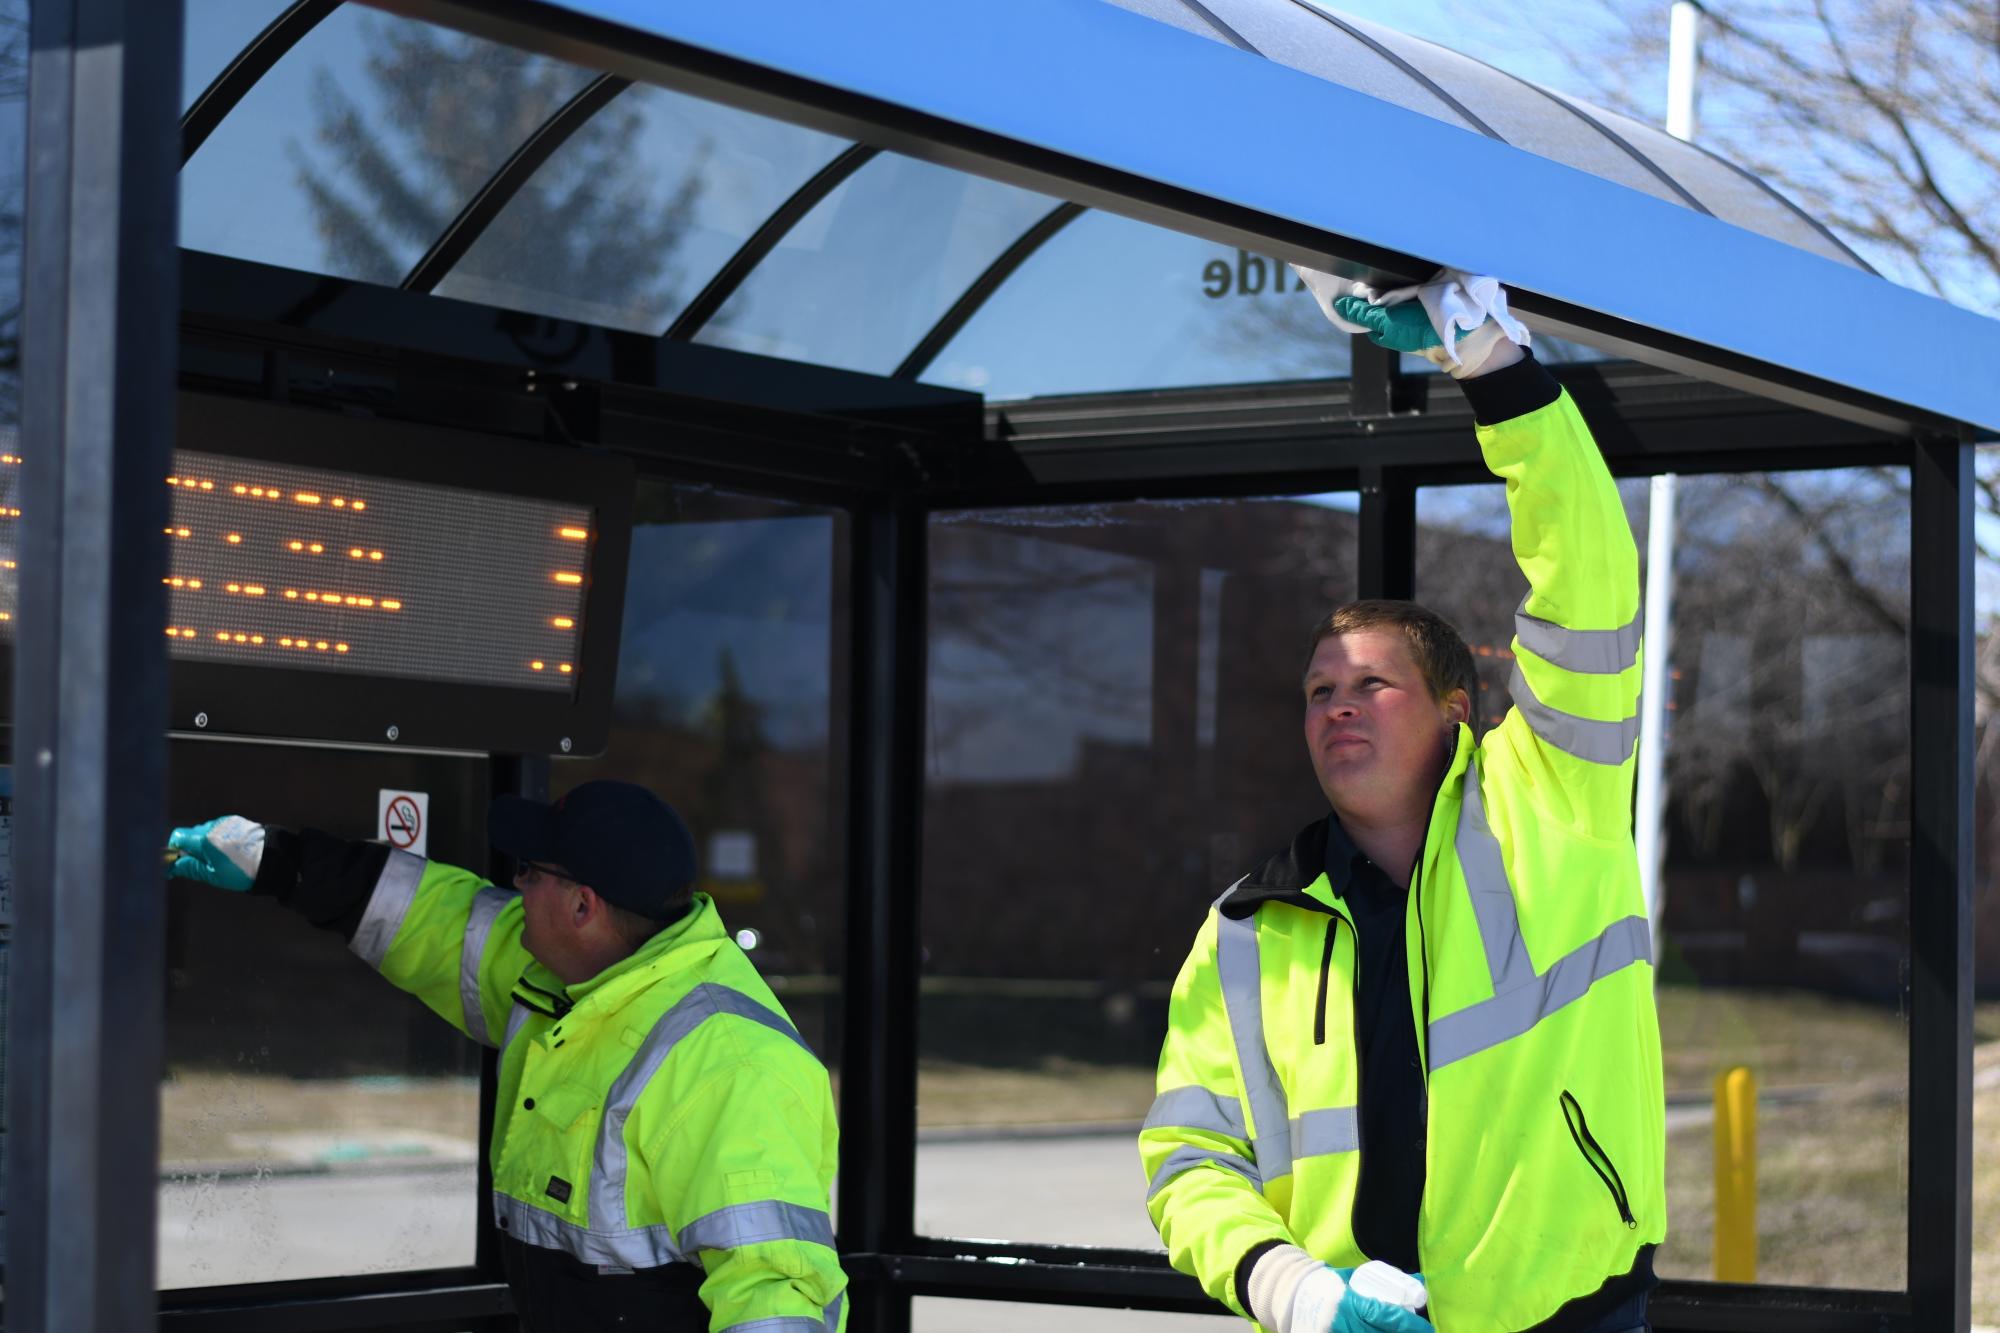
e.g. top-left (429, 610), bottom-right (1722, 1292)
top-left (1327, 12), bottom-right (1690, 209)
top-left (692, 154), bottom-right (1061, 376)
top-left (920, 209), bottom-right (1354, 399)
top-left (1551, 93), bottom-right (1863, 268)
top-left (434, 84), bottom-right (847, 334)
top-left (1199, 0), bottom-right (1481, 133)
top-left (181, 0), bottom-right (296, 113)
top-left (179, 6), bottom-right (598, 287)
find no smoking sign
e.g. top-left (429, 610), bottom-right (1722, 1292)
top-left (377, 789), bottom-right (430, 857)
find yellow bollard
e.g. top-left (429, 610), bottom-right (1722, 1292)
top-left (1713, 1065), bottom-right (1757, 1282)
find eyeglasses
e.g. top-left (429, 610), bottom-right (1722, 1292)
top-left (516, 858), bottom-right (578, 886)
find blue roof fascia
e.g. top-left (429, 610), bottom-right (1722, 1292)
top-left (378, 0), bottom-right (2000, 433)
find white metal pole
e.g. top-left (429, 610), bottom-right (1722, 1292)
top-left (1638, 1), bottom-right (1700, 952)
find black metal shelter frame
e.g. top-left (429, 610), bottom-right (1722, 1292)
top-left (5, 2), bottom-right (1980, 1332)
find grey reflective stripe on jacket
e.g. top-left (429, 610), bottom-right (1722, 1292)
top-left (349, 850), bottom-right (425, 969)
top-left (501, 1002), bottom-right (531, 1051)
top-left (495, 981), bottom-right (822, 1272)
top-left (1427, 757), bottom-right (1651, 1071)
top-left (460, 887), bottom-right (512, 1047)
top-left (1507, 663), bottom-right (1641, 765)
top-left (1215, 912), bottom-right (1293, 1181)
top-left (1513, 597), bottom-right (1642, 676)
top-left (1146, 1143), bottom-right (1262, 1201)
top-left (1144, 1086), bottom-right (1245, 1138)
top-left (721, 1292), bottom-right (845, 1333)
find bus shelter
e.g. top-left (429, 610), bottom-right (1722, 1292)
top-left (6, 1), bottom-right (1996, 1330)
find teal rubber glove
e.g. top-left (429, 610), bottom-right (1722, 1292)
top-left (167, 816), bottom-right (266, 892)
top-left (1331, 294), bottom-right (1454, 353)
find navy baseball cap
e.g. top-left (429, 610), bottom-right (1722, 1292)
top-left (489, 780), bottom-right (699, 919)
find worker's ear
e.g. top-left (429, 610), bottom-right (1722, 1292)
top-left (572, 883), bottom-right (603, 927)
top-left (1442, 687), bottom-right (1471, 727)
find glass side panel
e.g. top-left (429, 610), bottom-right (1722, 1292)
top-left (435, 85), bottom-right (847, 334)
top-left (0, 0), bottom-right (19, 1265)
top-left (1202, 0), bottom-right (1478, 133)
top-left (917, 492), bottom-right (1358, 1244)
top-left (1977, 443), bottom-right (2000, 1329)
top-left (1418, 465), bottom-right (1911, 1291)
top-left (160, 746), bottom-right (488, 1286)
top-left (917, 1299), bottom-right (1232, 1331)
top-left (922, 210), bottom-right (1353, 399)
top-left (693, 154), bottom-right (1059, 376)
top-left (182, 0), bottom-right (297, 112)
top-left (1548, 93), bottom-right (1859, 267)
top-left (555, 484), bottom-right (845, 1062)
top-left (179, 6), bottom-right (598, 286)
top-left (1336, 14), bottom-right (1686, 208)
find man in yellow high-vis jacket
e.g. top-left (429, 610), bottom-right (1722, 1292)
top-left (1140, 275), bottom-right (1665, 1333)
top-left (169, 780), bottom-right (847, 1333)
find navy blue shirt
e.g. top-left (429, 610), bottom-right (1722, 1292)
top-left (1325, 813), bottom-right (1426, 1272)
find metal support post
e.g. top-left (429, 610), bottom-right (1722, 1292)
top-left (1357, 464), bottom-right (1415, 601)
top-left (1348, 336), bottom-right (1424, 420)
top-left (837, 498), bottom-right (926, 1333)
top-left (1906, 434), bottom-right (1972, 1331)
top-left (6, 0), bottom-right (183, 1326)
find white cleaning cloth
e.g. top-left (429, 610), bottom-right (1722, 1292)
top-left (1288, 264), bottom-right (1531, 373)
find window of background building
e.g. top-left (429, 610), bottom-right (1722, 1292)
top-left (917, 492), bottom-right (1358, 1246)
top-left (1419, 465), bottom-right (1912, 1292)
top-left (555, 481), bottom-right (846, 1063)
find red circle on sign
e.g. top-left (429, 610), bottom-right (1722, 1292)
top-left (385, 795), bottom-right (423, 849)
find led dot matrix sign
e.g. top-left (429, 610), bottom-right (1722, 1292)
top-left (0, 397), bottom-right (633, 754)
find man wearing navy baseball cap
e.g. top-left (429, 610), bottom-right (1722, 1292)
top-left (169, 780), bottom-right (848, 1332)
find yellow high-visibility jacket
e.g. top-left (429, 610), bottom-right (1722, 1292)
top-left (1140, 386), bottom-right (1666, 1333)
top-left (350, 867), bottom-right (847, 1333)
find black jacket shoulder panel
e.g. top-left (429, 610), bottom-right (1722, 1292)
top-left (1217, 818), bottom-right (1335, 920)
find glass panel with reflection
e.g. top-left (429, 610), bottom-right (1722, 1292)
top-left (918, 492), bottom-right (1358, 1245)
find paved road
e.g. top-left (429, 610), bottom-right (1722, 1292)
top-left (159, 1131), bottom-right (1227, 1328)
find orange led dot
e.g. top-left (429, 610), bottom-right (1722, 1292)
top-left (226, 583), bottom-right (241, 594)
top-left (558, 527), bottom-right (588, 541)
top-left (285, 589), bottom-right (299, 600)
top-left (553, 572), bottom-right (582, 585)
top-left (331, 497), bottom-right (346, 509)
top-left (558, 663), bottom-right (572, 675)
top-left (279, 637), bottom-right (293, 647)
top-left (368, 551), bottom-right (383, 561)
top-left (165, 476), bottom-right (179, 486)
top-left (357, 597), bottom-right (374, 608)
top-left (3, 560), bottom-right (16, 571)
top-left (530, 660), bottom-right (545, 671)
top-left (187, 580), bottom-right (202, 590)
top-left (201, 481), bottom-right (214, 492)
top-left (552, 617), bottom-right (574, 629)
top-left (335, 642), bottom-right (349, 653)
top-left (309, 544), bottom-right (324, 554)
top-left (233, 633), bottom-right (247, 644)
top-left (251, 635), bottom-right (264, 645)
top-left (315, 640), bottom-right (329, 651)
top-left (350, 501), bottom-right (365, 512)
top-left (266, 492), bottom-right (279, 502)
top-left (250, 487), bottom-right (265, 498)
top-left (163, 627), bottom-right (175, 637)
top-left (296, 493), bottom-right (321, 505)
top-left (348, 547), bottom-right (364, 559)
top-left (344, 596), bottom-right (359, 606)
top-left (0, 612), bottom-right (12, 623)
top-left (322, 590), bottom-right (339, 602)
top-left (215, 632), bottom-right (230, 643)
top-left (288, 540), bottom-right (304, 552)
top-left (304, 592), bottom-right (319, 602)
top-left (381, 599), bottom-right (401, 612)
top-left (245, 585), bottom-right (265, 596)
top-left (225, 533), bottom-right (243, 545)
top-left (233, 484), bottom-right (248, 496)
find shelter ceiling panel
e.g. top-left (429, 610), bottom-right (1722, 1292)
top-left (693, 153), bottom-right (1061, 376)
top-left (922, 209), bottom-right (1358, 400)
top-left (1547, 93), bottom-right (1863, 269)
top-left (1311, 10), bottom-right (1689, 209)
top-left (181, 0), bottom-right (296, 113)
top-left (179, 5), bottom-right (598, 286)
top-left (434, 83), bottom-right (848, 333)
top-left (1188, 0), bottom-right (1480, 133)
top-left (1096, 0), bottom-right (1237, 46)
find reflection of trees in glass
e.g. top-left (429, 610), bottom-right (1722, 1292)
top-left (0, 7), bottom-right (26, 423)
top-left (296, 17), bottom-right (701, 312)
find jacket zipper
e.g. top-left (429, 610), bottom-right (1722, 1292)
top-left (1560, 1090), bottom-right (1637, 1228)
top-left (1313, 916), bottom-right (1338, 1045)
top-left (1412, 858), bottom-right (1431, 1081)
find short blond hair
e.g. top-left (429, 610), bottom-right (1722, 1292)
top-left (1303, 600), bottom-right (1477, 710)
